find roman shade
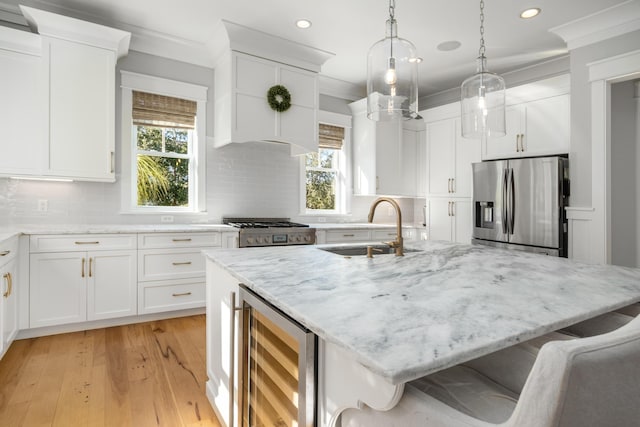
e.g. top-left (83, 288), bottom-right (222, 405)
top-left (132, 90), bottom-right (197, 129)
top-left (318, 123), bottom-right (344, 150)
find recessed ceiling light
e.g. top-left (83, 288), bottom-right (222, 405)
top-left (296, 19), bottom-right (312, 29)
top-left (520, 8), bottom-right (541, 19)
top-left (437, 40), bottom-right (461, 52)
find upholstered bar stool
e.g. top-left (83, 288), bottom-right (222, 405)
top-left (341, 314), bottom-right (640, 427)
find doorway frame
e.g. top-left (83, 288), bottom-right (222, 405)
top-left (588, 49), bottom-right (640, 264)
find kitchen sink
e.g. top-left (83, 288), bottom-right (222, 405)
top-left (319, 244), bottom-right (420, 257)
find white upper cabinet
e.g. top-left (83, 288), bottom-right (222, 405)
top-left (2, 6), bottom-right (131, 182)
top-left (483, 75), bottom-right (570, 160)
top-left (0, 27), bottom-right (47, 177)
top-left (423, 103), bottom-right (481, 198)
top-left (211, 21), bottom-right (333, 155)
top-left (349, 98), bottom-right (424, 197)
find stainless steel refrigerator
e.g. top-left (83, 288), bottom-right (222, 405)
top-left (472, 156), bottom-right (569, 257)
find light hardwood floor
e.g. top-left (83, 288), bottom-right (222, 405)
top-left (0, 315), bottom-right (222, 427)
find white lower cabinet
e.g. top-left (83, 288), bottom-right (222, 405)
top-left (137, 232), bottom-right (236, 315)
top-left (427, 199), bottom-right (472, 244)
top-left (29, 245), bottom-right (137, 328)
top-left (1, 237), bottom-right (19, 359)
top-left (206, 260), bottom-right (240, 427)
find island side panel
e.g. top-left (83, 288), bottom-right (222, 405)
top-left (318, 339), bottom-right (404, 427)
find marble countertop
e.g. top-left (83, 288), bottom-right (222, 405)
top-left (204, 240), bottom-right (640, 385)
top-left (0, 223), bottom-right (237, 238)
top-left (311, 222), bottom-right (423, 229)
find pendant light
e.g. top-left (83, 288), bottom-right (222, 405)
top-left (366, 0), bottom-right (419, 121)
top-left (461, 0), bottom-right (506, 138)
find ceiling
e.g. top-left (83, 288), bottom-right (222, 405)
top-left (1, 0), bottom-right (630, 97)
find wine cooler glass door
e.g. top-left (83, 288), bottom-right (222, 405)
top-left (239, 287), bottom-right (316, 427)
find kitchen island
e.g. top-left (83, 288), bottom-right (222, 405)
top-left (204, 240), bottom-right (640, 426)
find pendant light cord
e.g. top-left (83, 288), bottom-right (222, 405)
top-left (478, 0), bottom-right (485, 59)
top-left (389, 0), bottom-right (395, 58)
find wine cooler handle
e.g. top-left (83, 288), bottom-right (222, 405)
top-left (229, 290), bottom-right (237, 427)
top-left (229, 289), bottom-right (245, 427)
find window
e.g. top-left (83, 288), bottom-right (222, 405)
top-left (301, 117), bottom-right (350, 215)
top-left (120, 72), bottom-right (207, 213)
top-left (133, 91), bottom-right (195, 208)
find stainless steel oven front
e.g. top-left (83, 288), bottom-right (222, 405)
top-left (237, 285), bottom-right (316, 427)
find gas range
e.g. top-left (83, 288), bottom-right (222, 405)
top-left (223, 217), bottom-right (316, 248)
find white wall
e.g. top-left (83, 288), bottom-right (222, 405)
top-left (610, 80), bottom-right (638, 267)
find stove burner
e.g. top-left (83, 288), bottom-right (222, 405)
top-left (224, 218), bottom-right (310, 229)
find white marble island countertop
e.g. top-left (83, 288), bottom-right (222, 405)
top-left (204, 240), bottom-right (640, 385)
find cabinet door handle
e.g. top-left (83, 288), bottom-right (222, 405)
top-left (172, 238), bottom-right (192, 242)
top-left (447, 201), bottom-right (451, 216)
top-left (172, 292), bottom-right (192, 297)
top-left (516, 134), bottom-right (520, 152)
top-left (110, 151), bottom-right (115, 173)
top-left (520, 134), bottom-right (525, 152)
top-left (0, 250), bottom-right (10, 256)
top-left (451, 201), bottom-right (455, 216)
top-left (81, 258), bottom-right (86, 278)
top-left (343, 234), bottom-right (355, 237)
top-left (3, 272), bottom-right (11, 298)
top-left (75, 241), bottom-right (100, 245)
top-left (376, 176), bottom-right (380, 190)
top-left (451, 178), bottom-right (455, 193)
top-left (89, 257), bottom-right (93, 278)
top-left (172, 261), bottom-right (192, 266)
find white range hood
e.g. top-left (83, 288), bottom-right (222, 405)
top-left (211, 21), bottom-right (334, 156)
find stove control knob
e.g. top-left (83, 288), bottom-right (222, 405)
top-left (294, 236), bottom-right (301, 242)
top-left (304, 235), bottom-right (311, 242)
top-left (246, 237), bottom-right (254, 245)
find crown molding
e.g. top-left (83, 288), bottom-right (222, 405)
top-left (319, 75), bottom-right (365, 101)
top-left (549, 0), bottom-right (640, 50)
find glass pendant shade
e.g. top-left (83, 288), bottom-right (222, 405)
top-left (461, 57), bottom-right (506, 138)
top-left (367, 18), bottom-right (418, 121)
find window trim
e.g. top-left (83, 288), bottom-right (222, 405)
top-left (300, 111), bottom-right (352, 216)
top-left (120, 71), bottom-right (207, 214)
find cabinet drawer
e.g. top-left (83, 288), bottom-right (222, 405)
top-left (0, 236), bottom-right (19, 265)
top-left (371, 229), bottom-right (398, 240)
top-left (138, 280), bottom-right (205, 314)
top-left (325, 229), bottom-right (371, 243)
top-left (138, 232), bottom-right (221, 249)
top-left (138, 248), bottom-right (206, 281)
top-left (30, 234), bottom-right (137, 253)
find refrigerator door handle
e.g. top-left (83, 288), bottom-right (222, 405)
top-left (502, 168), bottom-right (509, 234)
top-left (509, 167), bottom-right (516, 234)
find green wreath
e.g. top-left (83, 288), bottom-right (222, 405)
top-left (267, 85), bottom-right (291, 112)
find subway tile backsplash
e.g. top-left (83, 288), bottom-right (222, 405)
top-left (0, 141), bottom-right (416, 227)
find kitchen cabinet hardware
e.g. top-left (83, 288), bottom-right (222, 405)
top-left (0, 251), bottom-right (9, 257)
top-left (110, 151), bottom-right (114, 173)
top-left (172, 238), bottom-right (192, 242)
top-left (172, 261), bottom-right (192, 266)
top-left (343, 234), bottom-right (355, 237)
top-left (89, 257), bottom-right (93, 277)
top-left (172, 292), bottom-right (192, 297)
top-left (3, 272), bottom-right (12, 298)
top-left (75, 241), bottom-right (100, 245)
top-left (81, 257), bottom-right (85, 278)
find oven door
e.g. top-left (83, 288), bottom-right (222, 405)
top-left (238, 286), bottom-right (316, 427)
